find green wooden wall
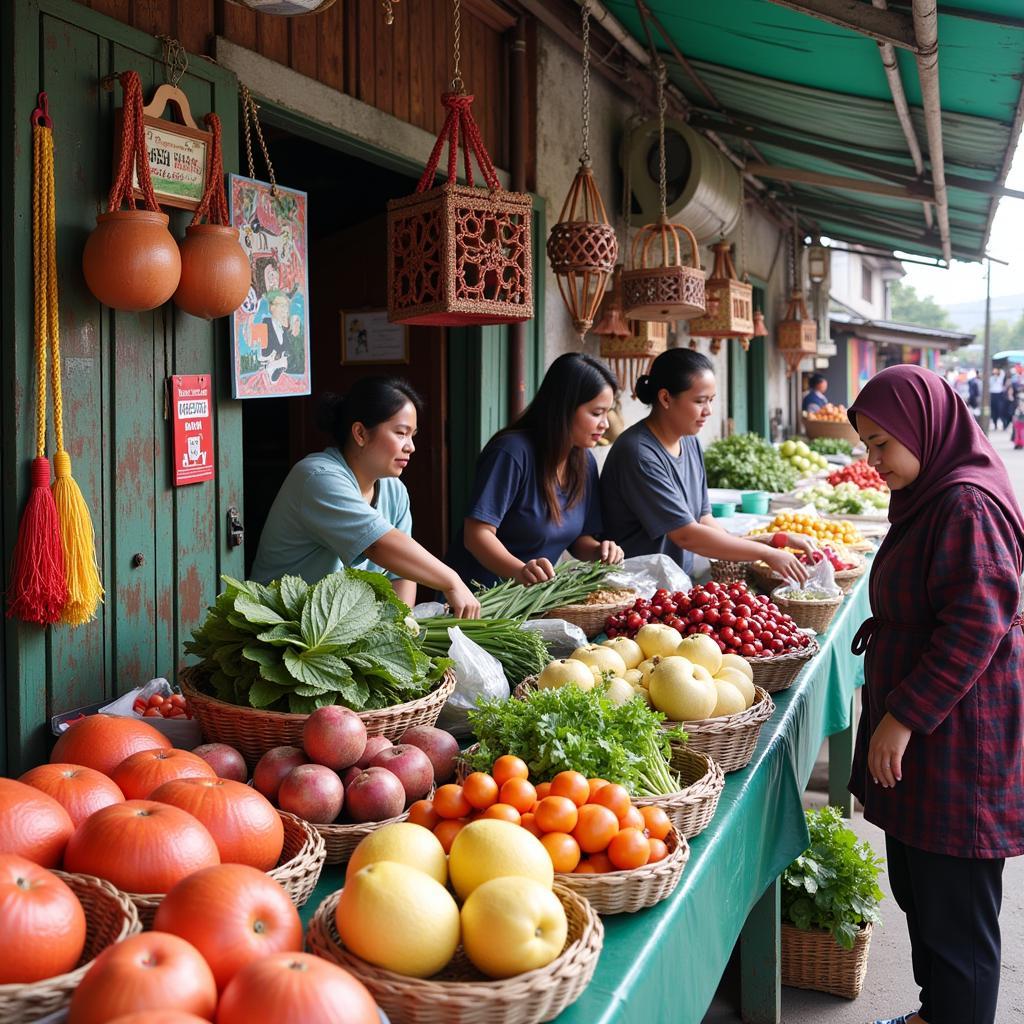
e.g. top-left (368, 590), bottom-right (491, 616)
top-left (1, 0), bottom-right (244, 773)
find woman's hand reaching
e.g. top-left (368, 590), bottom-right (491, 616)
top-left (597, 540), bottom-right (625, 565)
top-left (443, 579), bottom-right (480, 619)
top-left (515, 558), bottom-right (556, 586)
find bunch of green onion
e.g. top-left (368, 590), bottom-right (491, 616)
top-left (417, 618), bottom-right (549, 686)
top-left (475, 560), bottom-right (616, 620)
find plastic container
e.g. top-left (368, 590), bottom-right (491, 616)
top-left (711, 501), bottom-right (736, 518)
top-left (740, 491), bottom-right (770, 514)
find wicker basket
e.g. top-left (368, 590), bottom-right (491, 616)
top-left (750, 554), bottom-right (865, 596)
top-left (745, 640), bottom-right (819, 694)
top-left (544, 590), bottom-right (636, 639)
top-left (803, 417), bottom-right (860, 445)
top-left (833, 560), bottom-right (866, 594)
top-left (268, 810), bottom-right (326, 907)
top-left (771, 588), bottom-right (843, 634)
top-left (306, 882), bottom-right (603, 1024)
top-left (781, 922), bottom-right (873, 999)
top-left (674, 686), bottom-right (775, 772)
top-left (179, 666), bottom-right (457, 768)
top-left (0, 871), bottom-right (142, 1022)
top-left (709, 559), bottom-right (750, 585)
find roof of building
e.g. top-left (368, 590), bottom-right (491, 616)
top-left (831, 310), bottom-right (976, 349)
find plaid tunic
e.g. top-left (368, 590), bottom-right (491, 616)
top-left (850, 484), bottom-right (1024, 858)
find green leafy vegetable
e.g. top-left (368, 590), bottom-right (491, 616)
top-left (782, 805), bottom-right (885, 949)
top-left (186, 572), bottom-right (451, 714)
top-left (704, 433), bottom-right (798, 493)
top-left (474, 560), bottom-right (616, 620)
top-left (466, 685), bottom-right (686, 796)
top-left (417, 618), bottom-right (548, 686)
top-left (807, 437), bottom-right (854, 457)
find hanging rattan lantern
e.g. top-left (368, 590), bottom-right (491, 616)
top-left (777, 288), bottom-right (818, 376)
top-left (752, 308), bottom-right (767, 337)
top-left (596, 266), bottom-right (667, 395)
top-left (593, 265), bottom-right (631, 340)
top-left (689, 240), bottom-right (753, 338)
top-left (622, 65), bottom-right (705, 323)
top-left (547, 1), bottom-right (618, 338)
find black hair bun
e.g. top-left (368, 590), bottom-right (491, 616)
top-left (634, 375), bottom-right (654, 404)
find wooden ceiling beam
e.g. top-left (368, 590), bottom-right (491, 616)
top-left (763, 0), bottom-right (919, 50)
top-left (744, 162), bottom-right (931, 201)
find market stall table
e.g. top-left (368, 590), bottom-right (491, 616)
top-left (298, 571), bottom-right (871, 1024)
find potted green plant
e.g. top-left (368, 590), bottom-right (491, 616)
top-left (780, 805), bottom-right (884, 999)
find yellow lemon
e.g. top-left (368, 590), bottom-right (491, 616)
top-left (461, 876), bottom-right (568, 979)
top-left (335, 860), bottom-right (460, 978)
top-left (448, 819), bottom-right (553, 902)
top-left (345, 821), bottom-right (448, 886)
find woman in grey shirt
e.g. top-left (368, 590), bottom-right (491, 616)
top-left (601, 348), bottom-right (809, 581)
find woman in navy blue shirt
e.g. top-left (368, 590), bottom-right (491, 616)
top-left (447, 354), bottom-right (624, 588)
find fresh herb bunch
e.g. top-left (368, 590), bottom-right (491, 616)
top-left (466, 685), bottom-right (686, 796)
top-left (417, 617), bottom-right (549, 686)
top-left (704, 433), bottom-right (798, 493)
top-left (186, 571), bottom-right (451, 714)
top-left (807, 437), bottom-right (854, 457)
top-left (782, 805), bottom-right (885, 949)
top-left (475, 560), bottom-right (615, 620)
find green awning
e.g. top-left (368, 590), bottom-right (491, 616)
top-left (603, 0), bottom-right (1024, 262)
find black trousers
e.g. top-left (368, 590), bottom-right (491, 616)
top-left (886, 835), bottom-right (1004, 1024)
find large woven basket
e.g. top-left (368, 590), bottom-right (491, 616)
top-left (179, 666), bottom-right (457, 768)
top-left (268, 810), bottom-right (326, 907)
top-left (544, 590), bottom-right (636, 639)
top-left (771, 588), bottom-right (843, 635)
top-left (0, 871), bottom-right (141, 1022)
top-left (307, 882), bottom-right (603, 1024)
top-left (673, 686), bottom-right (775, 772)
top-left (746, 640), bottom-right (819, 694)
top-left (557, 827), bottom-right (688, 915)
top-left (781, 922), bottom-right (873, 999)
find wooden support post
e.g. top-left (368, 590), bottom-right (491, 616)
top-left (740, 877), bottom-right (781, 1024)
top-left (763, 0), bottom-right (918, 50)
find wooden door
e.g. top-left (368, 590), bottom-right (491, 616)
top-left (1, 0), bottom-right (243, 772)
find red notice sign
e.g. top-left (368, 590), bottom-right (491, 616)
top-left (170, 374), bottom-right (215, 486)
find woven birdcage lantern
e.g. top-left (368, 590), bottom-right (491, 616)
top-left (777, 287), bottom-right (818, 376)
top-left (689, 240), bottom-right (753, 338)
top-left (595, 266), bottom-right (667, 395)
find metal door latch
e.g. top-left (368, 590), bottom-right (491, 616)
top-left (227, 506), bottom-right (244, 548)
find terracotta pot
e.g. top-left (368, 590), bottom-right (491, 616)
top-left (173, 224), bottom-right (252, 320)
top-left (82, 210), bottom-right (181, 312)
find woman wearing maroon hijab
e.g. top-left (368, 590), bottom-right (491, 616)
top-left (848, 365), bottom-right (1024, 1024)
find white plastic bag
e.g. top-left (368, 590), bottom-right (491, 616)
top-left (606, 554), bottom-right (692, 599)
top-left (412, 601), bottom-right (446, 619)
top-left (774, 554), bottom-right (842, 599)
top-left (522, 618), bottom-right (588, 658)
top-left (435, 626), bottom-right (510, 739)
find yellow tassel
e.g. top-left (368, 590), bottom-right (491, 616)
top-left (52, 450), bottom-right (103, 626)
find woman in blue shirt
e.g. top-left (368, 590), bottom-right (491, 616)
top-left (447, 354), bottom-right (625, 588)
top-left (252, 379), bottom-right (479, 617)
top-left (602, 348), bottom-right (809, 582)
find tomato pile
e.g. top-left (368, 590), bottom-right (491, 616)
top-left (132, 692), bottom-right (193, 720)
top-left (605, 581), bottom-right (812, 658)
top-left (409, 757), bottom-right (673, 874)
top-left (827, 462), bottom-right (887, 490)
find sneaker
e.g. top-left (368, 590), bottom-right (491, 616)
top-left (869, 1015), bottom-right (916, 1024)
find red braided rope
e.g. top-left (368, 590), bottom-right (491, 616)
top-left (415, 93), bottom-right (501, 193)
top-left (190, 113), bottom-right (229, 226)
top-left (108, 71), bottom-right (160, 213)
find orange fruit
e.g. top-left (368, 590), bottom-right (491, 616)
top-left (407, 800), bottom-right (440, 831)
top-left (549, 771), bottom-right (590, 808)
top-left (533, 796), bottom-right (579, 835)
top-left (481, 803), bottom-right (521, 825)
top-left (586, 852), bottom-right (613, 873)
top-left (433, 819), bottom-right (466, 854)
top-left (572, 804), bottom-right (619, 854)
top-left (498, 778), bottom-right (537, 815)
top-left (462, 773), bottom-right (499, 811)
top-left (640, 805), bottom-right (672, 841)
top-left (533, 782), bottom-right (552, 802)
top-left (647, 837), bottom-right (669, 864)
top-left (519, 812), bottom-right (542, 838)
top-left (590, 783), bottom-right (630, 819)
top-left (574, 860), bottom-right (598, 874)
top-left (618, 806), bottom-right (646, 832)
top-left (540, 832), bottom-right (581, 873)
top-left (491, 756), bottom-right (529, 788)
top-left (607, 828), bottom-right (651, 871)
top-left (433, 785), bottom-right (472, 820)
top-left (587, 778), bottom-right (609, 798)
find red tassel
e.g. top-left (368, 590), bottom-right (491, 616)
top-left (7, 457), bottom-right (67, 625)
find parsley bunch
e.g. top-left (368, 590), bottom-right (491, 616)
top-left (782, 805), bottom-right (885, 949)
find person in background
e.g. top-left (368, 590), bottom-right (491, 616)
top-left (1012, 386), bottom-right (1024, 450)
top-left (801, 373), bottom-right (829, 414)
top-left (600, 348), bottom-right (810, 583)
top-left (251, 380), bottom-right (479, 617)
top-left (446, 353), bottom-right (625, 589)
top-left (848, 366), bottom-right (1024, 1024)
top-left (967, 371), bottom-right (982, 415)
top-left (989, 368), bottom-right (1006, 431)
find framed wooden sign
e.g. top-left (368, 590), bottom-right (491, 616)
top-left (341, 309), bottom-right (409, 365)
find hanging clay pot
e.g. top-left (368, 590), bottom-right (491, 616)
top-left (173, 224), bottom-right (249, 319)
top-left (82, 210), bottom-right (181, 312)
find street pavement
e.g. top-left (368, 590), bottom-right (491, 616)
top-left (703, 428), bottom-right (1024, 1024)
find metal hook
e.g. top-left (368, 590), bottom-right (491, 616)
top-left (31, 91), bottom-right (52, 129)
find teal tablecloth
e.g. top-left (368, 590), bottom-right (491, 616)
top-left (300, 572), bottom-right (872, 1024)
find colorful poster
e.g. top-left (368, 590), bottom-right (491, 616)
top-left (228, 175), bottom-right (311, 399)
top-left (170, 374), bottom-right (214, 486)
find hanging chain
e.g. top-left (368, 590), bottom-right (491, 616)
top-left (656, 61), bottom-right (668, 221)
top-left (380, 0), bottom-right (395, 25)
top-left (240, 84), bottom-right (278, 196)
top-left (580, 0), bottom-right (592, 166)
top-left (451, 0), bottom-right (464, 93)
top-left (158, 35), bottom-right (188, 87)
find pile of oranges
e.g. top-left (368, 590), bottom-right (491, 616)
top-left (761, 511), bottom-right (864, 548)
top-left (407, 755), bottom-right (673, 875)
top-left (805, 403), bottom-right (848, 423)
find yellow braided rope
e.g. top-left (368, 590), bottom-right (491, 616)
top-left (32, 125), bottom-right (48, 460)
top-left (35, 120), bottom-right (104, 624)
